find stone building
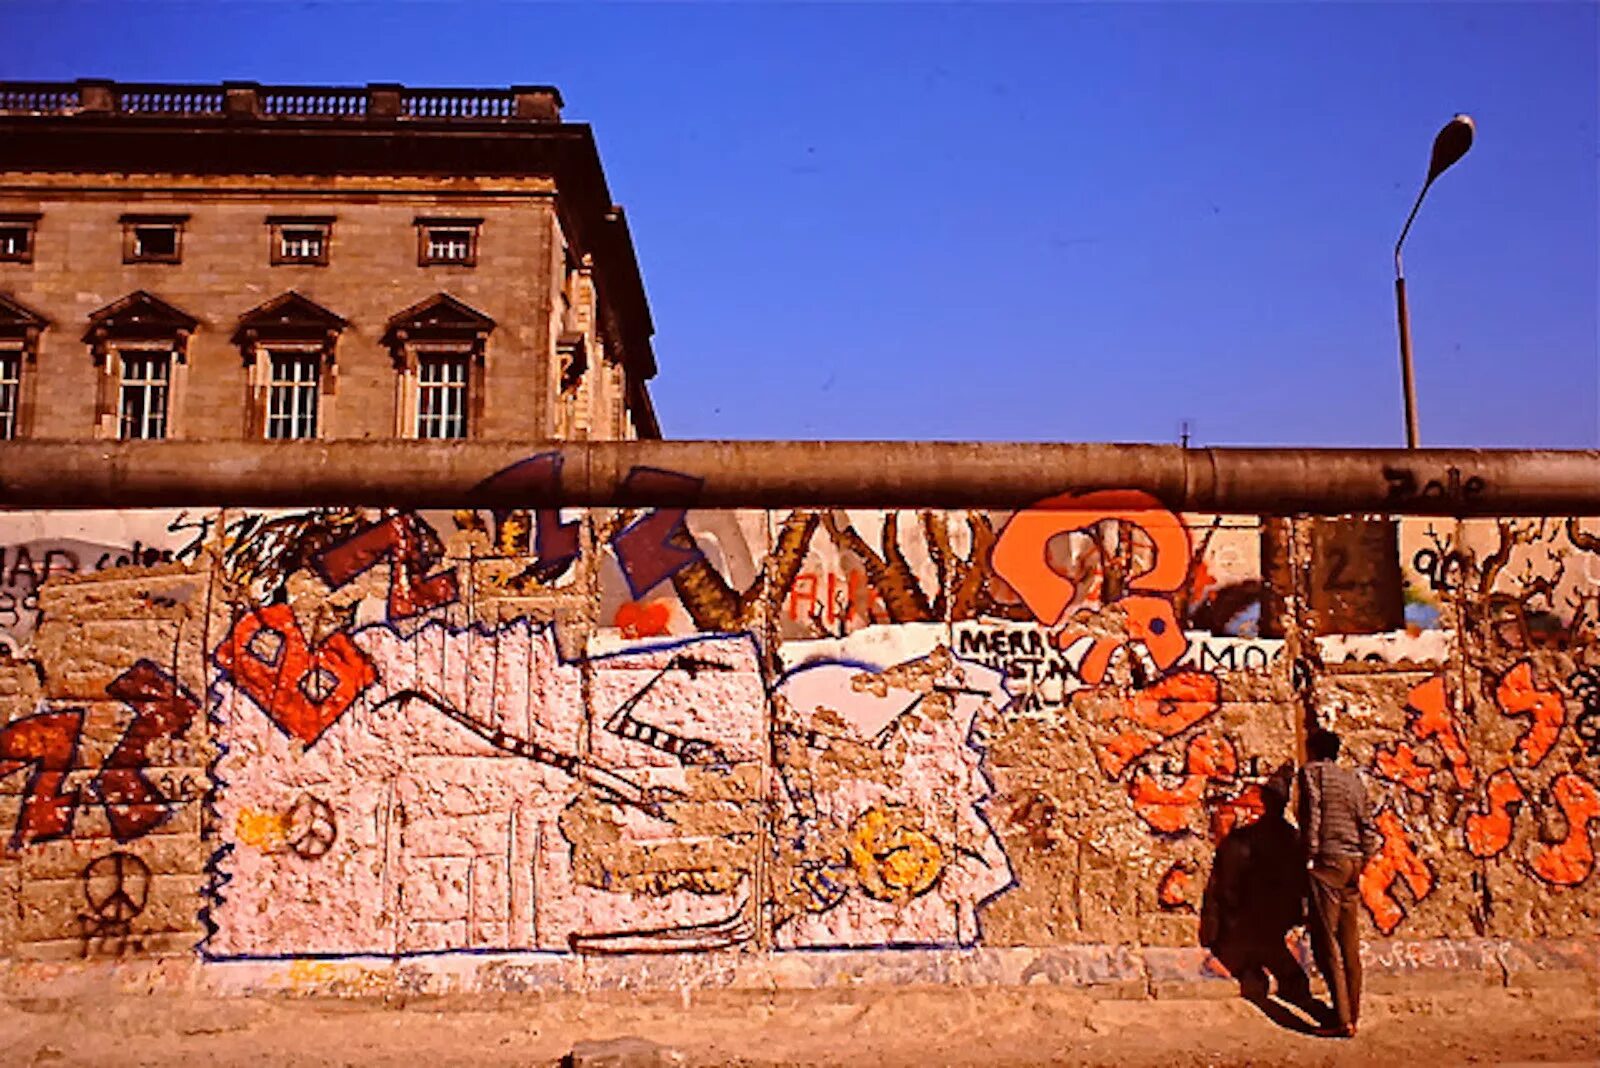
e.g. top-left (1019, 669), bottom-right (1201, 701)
top-left (0, 79), bottom-right (660, 442)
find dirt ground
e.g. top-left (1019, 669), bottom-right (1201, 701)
top-left (1, 981), bottom-right (1595, 1067)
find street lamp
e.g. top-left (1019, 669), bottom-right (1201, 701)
top-left (1394, 114), bottom-right (1475, 448)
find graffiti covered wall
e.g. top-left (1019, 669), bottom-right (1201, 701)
top-left (0, 470), bottom-right (1595, 991)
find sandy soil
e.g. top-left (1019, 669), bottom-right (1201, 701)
top-left (1, 981), bottom-right (1595, 1066)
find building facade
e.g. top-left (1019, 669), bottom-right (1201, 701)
top-left (0, 80), bottom-right (660, 442)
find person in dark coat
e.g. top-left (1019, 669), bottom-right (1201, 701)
top-left (1200, 764), bottom-right (1315, 1011)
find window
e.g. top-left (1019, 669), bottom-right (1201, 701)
top-left (415, 217), bottom-right (481, 267)
top-left (265, 352), bottom-right (320, 439)
top-left (118, 352), bottom-right (171, 439)
top-left (0, 215), bottom-right (37, 264)
top-left (122, 215), bottom-right (187, 264)
top-left (0, 351), bottom-right (19, 439)
top-left (268, 217), bottom-right (333, 266)
top-left (416, 354), bottom-right (468, 438)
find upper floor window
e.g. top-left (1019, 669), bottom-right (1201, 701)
top-left (266, 351), bottom-right (321, 439)
top-left (416, 354), bottom-right (468, 439)
top-left (0, 292), bottom-right (48, 439)
top-left (122, 214), bottom-right (188, 265)
top-left (383, 292), bottom-right (494, 439)
top-left (268, 216), bottom-right (333, 266)
top-left (415, 217), bottom-right (480, 267)
top-left (232, 291), bottom-right (346, 439)
top-left (118, 351), bottom-right (172, 439)
top-left (0, 214), bottom-right (39, 264)
top-left (84, 290), bottom-right (197, 440)
top-left (0, 350), bottom-right (20, 439)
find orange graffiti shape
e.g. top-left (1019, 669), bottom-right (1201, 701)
top-left (1465, 767), bottom-right (1526, 859)
top-left (990, 489), bottom-right (1191, 626)
top-left (1157, 859), bottom-right (1195, 910)
top-left (614, 600), bottom-right (671, 639)
top-left (1128, 734), bottom-right (1238, 834)
top-left (1209, 783), bottom-right (1267, 844)
top-left (1374, 742), bottom-right (1435, 795)
top-left (1496, 661), bottom-right (1565, 769)
top-left (1359, 810), bottom-right (1434, 936)
top-left (1529, 773), bottom-right (1600, 887)
top-left (1098, 670), bottom-right (1222, 779)
top-left (1406, 675), bottom-right (1473, 790)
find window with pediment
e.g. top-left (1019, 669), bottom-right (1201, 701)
top-left (383, 293), bottom-right (493, 439)
top-left (233, 291), bottom-right (346, 439)
top-left (84, 291), bottom-right (196, 439)
top-left (0, 293), bottom-right (48, 438)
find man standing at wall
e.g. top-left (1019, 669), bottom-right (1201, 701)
top-left (1298, 728), bottom-right (1380, 1038)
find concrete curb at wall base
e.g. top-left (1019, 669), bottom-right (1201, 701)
top-left (1, 941), bottom-right (1592, 1002)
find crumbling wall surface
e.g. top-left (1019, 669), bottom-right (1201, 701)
top-left (0, 482), bottom-right (1594, 994)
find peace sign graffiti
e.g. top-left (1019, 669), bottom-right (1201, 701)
top-left (80, 851), bottom-right (150, 934)
top-left (287, 794), bottom-right (338, 859)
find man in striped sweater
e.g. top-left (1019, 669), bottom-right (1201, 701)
top-left (1298, 728), bottom-right (1380, 1038)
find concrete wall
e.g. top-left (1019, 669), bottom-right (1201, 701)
top-left (0, 472), bottom-right (1595, 994)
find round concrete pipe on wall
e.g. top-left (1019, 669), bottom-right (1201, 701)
top-left (0, 440), bottom-right (1596, 514)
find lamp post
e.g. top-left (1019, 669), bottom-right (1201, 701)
top-left (1394, 114), bottom-right (1475, 448)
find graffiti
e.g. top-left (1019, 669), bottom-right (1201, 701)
top-left (0, 708), bottom-right (83, 846)
top-left (93, 660), bottom-right (200, 841)
top-left (0, 660), bottom-right (195, 848)
top-left (0, 486), bottom-right (1595, 974)
top-left (1495, 660), bottom-right (1564, 768)
top-left (77, 851), bottom-right (150, 957)
top-left (1157, 859), bottom-right (1197, 911)
top-left (313, 513), bottom-right (460, 620)
top-left (1360, 810), bottom-right (1435, 935)
top-left (286, 794), bottom-right (338, 859)
top-left (1092, 671), bottom-right (1221, 780)
top-left (1382, 465), bottom-right (1487, 507)
top-left (1374, 742), bottom-right (1435, 796)
top-left (992, 489), bottom-right (1191, 679)
top-left (1465, 768), bottom-right (1526, 859)
top-left (1405, 675), bottom-right (1474, 791)
top-left (1127, 733), bottom-right (1237, 835)
top-left (215, 603), bottom-right (378, 746)
top-left (1528, 773), bottom-right (1599, 887)
top-left (1571, 667), bottom-right (1600, 759)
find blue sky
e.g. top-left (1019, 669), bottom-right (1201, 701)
top-left (5, 2), bottom-right (1596, 446)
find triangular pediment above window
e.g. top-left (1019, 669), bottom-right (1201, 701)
top-left (84, 291), bottom-right (198, 363)
top-left (383, 293), bottom-right (495, 367)
top-left (233, 291), bottom-right (346, 345)
top-left (0, 292), bottom-right (49, 349)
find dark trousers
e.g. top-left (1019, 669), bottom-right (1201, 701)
top-left (1308, 855), bottom-right (1364, 1027)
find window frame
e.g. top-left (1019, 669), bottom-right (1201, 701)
top-left (116, 347), bottom-right (174, 440)
top-left (267, 215), bottom-right (334, 267)
top-left (264, 348), bottom-right (323, 440)
top-left (121, 214), bottom-right (188, 265)
top-left (0, 214), bottom-right (39, 265)
top-left (414, 216), bottom-right (482, 268)
top-left (414, 350), bottom-right (471, 440)
top-left (0, 347), bottom-right (21, 440)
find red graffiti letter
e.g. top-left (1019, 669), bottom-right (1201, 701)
top-left (91, 660), bottom-right (200, 841)
top-left (313, 513), bottom-right (459, 620)
top-left (0, 709), bottom-right (84, 846)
